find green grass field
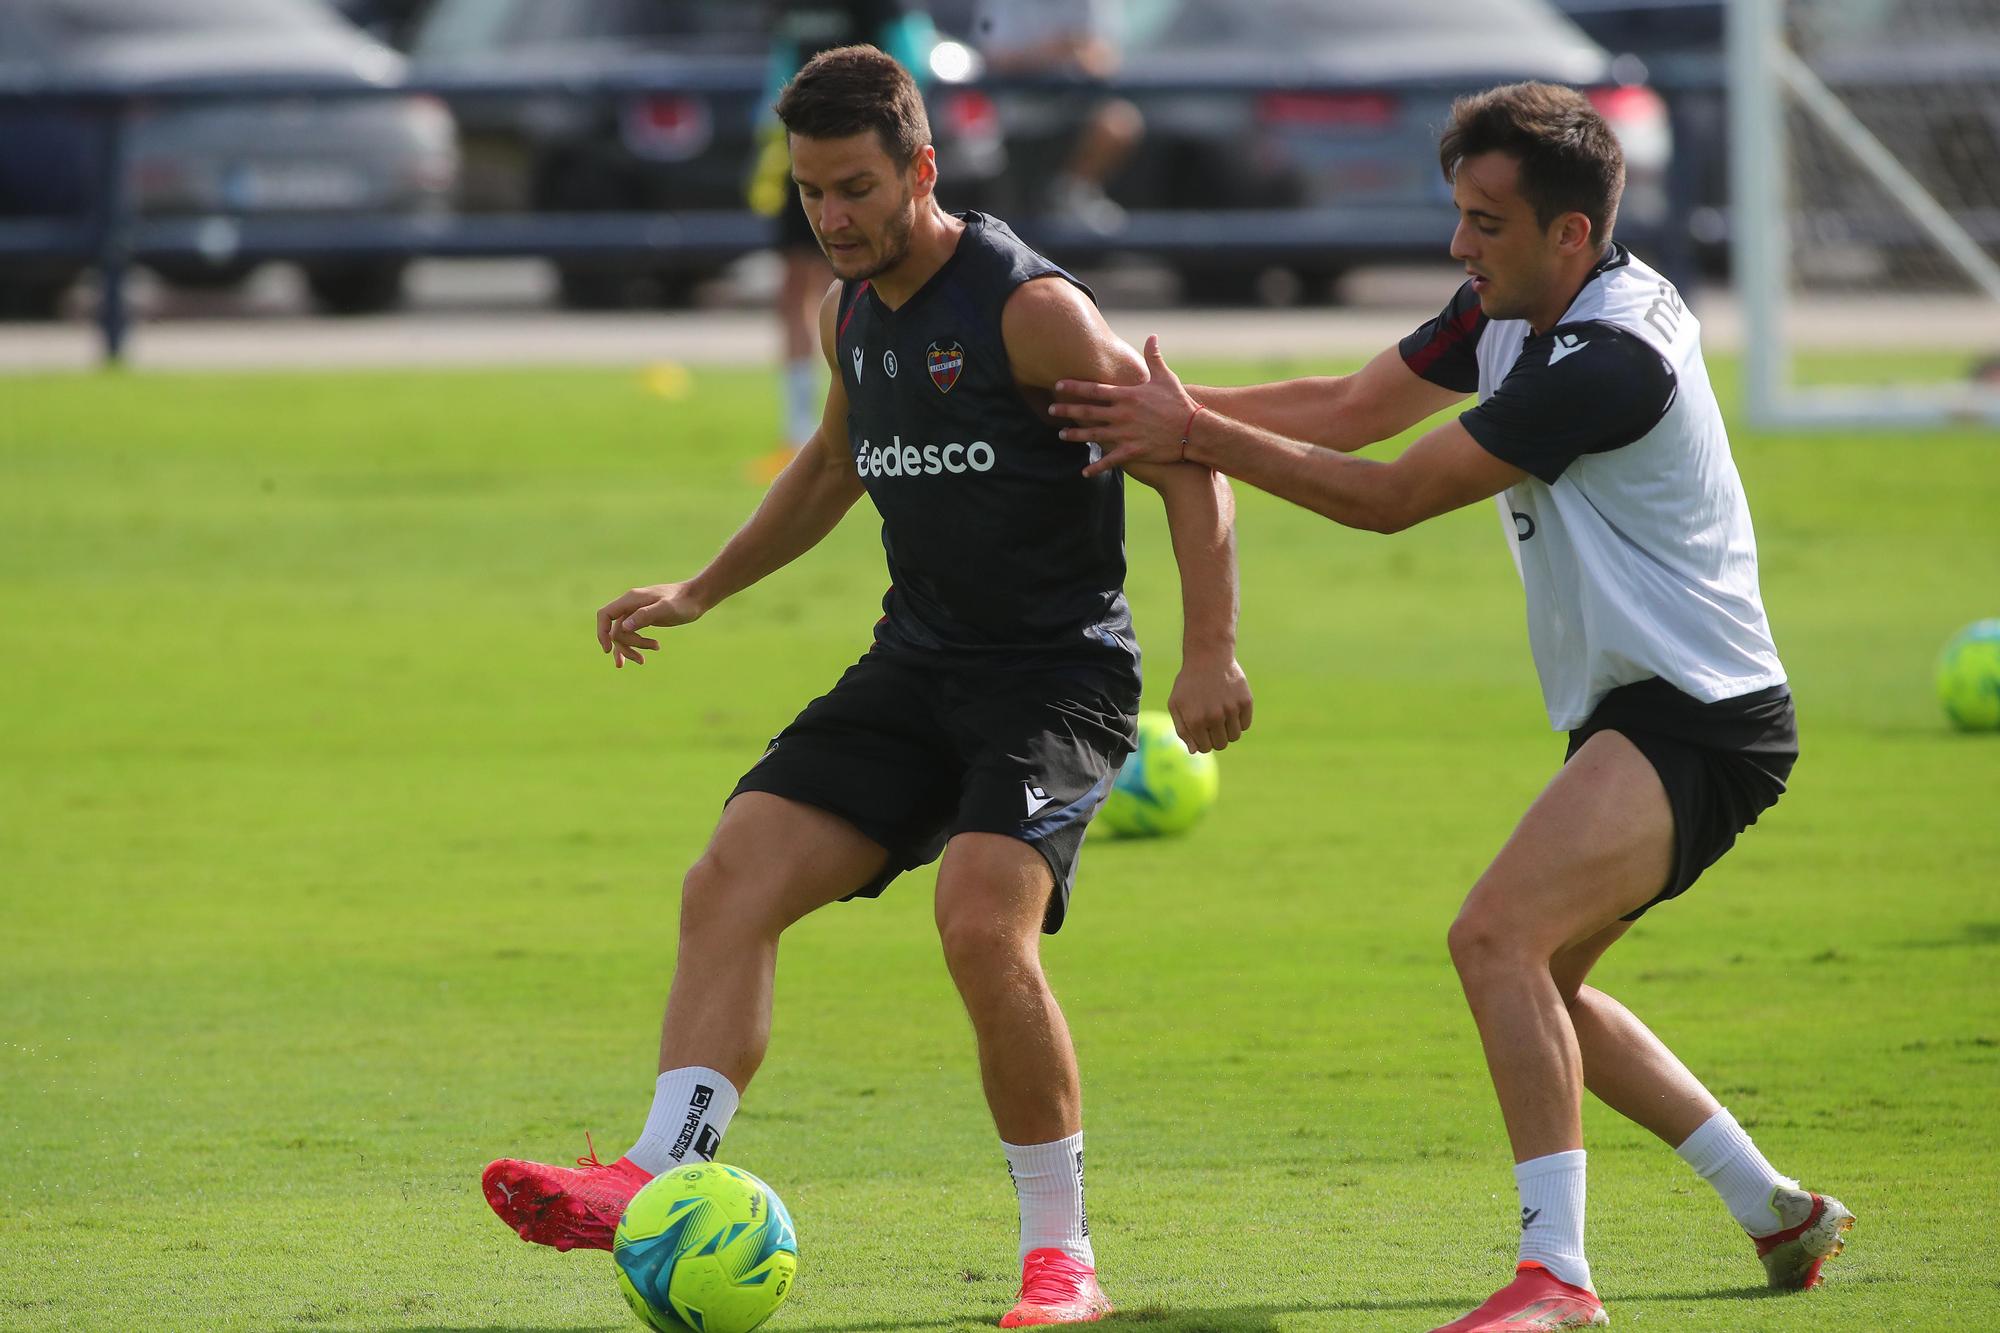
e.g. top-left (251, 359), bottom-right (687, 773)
top-left (2, 357), bottom-right (1997, 1332)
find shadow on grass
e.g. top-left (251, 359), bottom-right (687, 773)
top-left (1615, 1284), bottom-right (1789, 1303)
top-left (1619, 1271), bottom-right (1891, 1302)
top-left (792, 1280), bottom-right (1825, 1333)
top-left (313, 1282), bottom-right (1829, 1333)
top-left (796, 1298), bottom-right (1449, 1333)
top-left (311, 1326), bottom-right (626, 1333)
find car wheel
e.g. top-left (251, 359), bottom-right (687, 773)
top-left (1178, 266), bottom-right (1269, 308)
top-left (1293, 266), bottom-right (1349, 306)
top-left (304, 261), bottom-right (407, 316)
top-left (150, 259), bottom-right (259, 291)
top-left (556, 263), bottom-right (645, 311)
top-left (537, 154), bottom-right (657, 311)
top-left (0, 274), bottom-right (75, 321)
top-left (651, 269), bottom-right (705, 309)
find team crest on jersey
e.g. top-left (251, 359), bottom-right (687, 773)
top-left (927, 340), bottom-right (964, 393)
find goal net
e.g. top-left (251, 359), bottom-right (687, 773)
top-left (1728, 0), bottom-right (2000, 425)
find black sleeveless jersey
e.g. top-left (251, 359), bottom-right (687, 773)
top-left (835, 212), bottom-right (1138, 676)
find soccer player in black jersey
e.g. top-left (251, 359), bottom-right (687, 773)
top-left (1052, 83), bottom-right (1850, 1333)
top-left (482, 46), bottom-right (1252, 1328)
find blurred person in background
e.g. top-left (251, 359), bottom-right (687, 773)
top-left (970, 0), bottom-right (1140, 235)
top-left (749, 0), bottom-right (937, 480)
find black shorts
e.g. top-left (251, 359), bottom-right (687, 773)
top-left (730, 649), bottom-right (1141, 933)
top-left (778, 193), bottom-right (818, 251)
top-left (1566, 677), bottom-right (1798, 921)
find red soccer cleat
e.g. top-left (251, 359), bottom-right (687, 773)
top-left (481, 1135), bottom-right (652, 1253)
top-left (1429, 1262), bottom-right (1609, 1332)
top-left (1751, 1188), bottom-right (1855, 1289)
top-left (998, 1247), bottom-right (1113, 1328)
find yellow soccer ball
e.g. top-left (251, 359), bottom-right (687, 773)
top-left (1097, 710), bottom-right (1220, 837)
top-left (614, 1162), bottom-right (798, 1333)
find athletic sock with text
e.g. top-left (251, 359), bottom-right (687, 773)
top-left (627, 1067), bottom-right (741, 1175)
top-left (1002, 1132), bottom-right (1094, 1267)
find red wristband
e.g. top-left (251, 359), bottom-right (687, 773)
top-left (1178, 401), bottom-right (1208, 461)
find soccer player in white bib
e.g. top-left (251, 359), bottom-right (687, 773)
top-left (1050, 82), bottom-right (1852, 1332)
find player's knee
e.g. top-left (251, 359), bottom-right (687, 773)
top-left (678, 853), bottom-right (776, 944)
top-left (677, 856), bottom-right (729, 939)
top-left (935, 906), bottom-right (1034, 984)
top-left (1447, 907), bottom-right (1514, 978)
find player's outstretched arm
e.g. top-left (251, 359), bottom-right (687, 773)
top-left (598, 284), bottom-right (865, 667)
top-left (1051, 339), bottom-right (1461, 459)
top-left (1004, 278), bottom-right (1252, 752)
top-left (1179, 347), bottom-right (1467, 453)
top-left (1051, 335), bottom-right (1525, 534)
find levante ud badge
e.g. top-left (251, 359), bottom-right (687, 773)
top-left (927, 340), bottom-right (964, 393)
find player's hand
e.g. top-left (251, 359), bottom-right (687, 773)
top-left (596, 581), bottom-right (705, 669)
top-left (1050, 336), bottom-right (1200, 476)
top-left (1169, 652), bottom-right (1253, 753)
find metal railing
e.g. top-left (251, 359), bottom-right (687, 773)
top-left (1, 68), bottom-right (1705, 364)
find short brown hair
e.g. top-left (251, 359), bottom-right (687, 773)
top-left (774, 45), bottom-right (931, 165)
top-left (1439, 82), bottom-right (1624, 244)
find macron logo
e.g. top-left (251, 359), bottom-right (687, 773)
top-left (851, 346), bottom-right (865, 381)
top-left (1023, 782), bottom-right (1055, 817)
top-left (1548, 333), bottom-right (1590, 366)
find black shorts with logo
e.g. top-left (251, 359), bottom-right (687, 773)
top-left (1566, 677), bottom-right (1799, 921)
top-left (730, 649), bottom-right (1141, 933)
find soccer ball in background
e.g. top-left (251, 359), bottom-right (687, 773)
top-left (614, 1163), bottom-right (798, 1333)
top-left (1096, 709), bottom-right (1221, 837)
top-left (1937, 619), bottom-right (2000, 732)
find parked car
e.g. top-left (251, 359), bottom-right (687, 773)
top-left (405, 0), bottom-right (1665, 309)
top-left (938, 0), bottom-right (1673, 303)
top-left (323, 0), bottom-right (440, 49)
top-left (0, 0), bottom-right (457, 318)
top-left (408, 0), bottom-right (1002, 309)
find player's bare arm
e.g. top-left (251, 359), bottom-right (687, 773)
top-left (1176, 346), bottom-right (1468, 453)
top-left (1003, 277), bottom-right (1253, 752)
top-left (1052, 335), bottom-right (1524, 534)
top-left (1050, 338), bottom-right (1462, 459)
top-left (598, 283), bottom-right (866, 667)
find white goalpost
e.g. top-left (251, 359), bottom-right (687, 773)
top-left (1728, 0), bottom-right (2000, 426)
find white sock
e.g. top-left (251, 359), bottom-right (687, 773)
top-left (1002, 1132), bottom-right (1093, 1267)
top-left (1515, 1149), bottom-right (1592, 1291)
top-left (626, 1067), bottom-right (741, 1175)
top-left (782, 358), bottom-right (818, 447)
top-left (1675, 1107), bottom-right (1798, 1235)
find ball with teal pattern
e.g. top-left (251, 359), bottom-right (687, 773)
top-left (1097, 709), bottom-right (1220, 837)
top-left (1937, 618), bottom-right (2000, 732)
top-left (614, 1162), bottom-right (798, 1333)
